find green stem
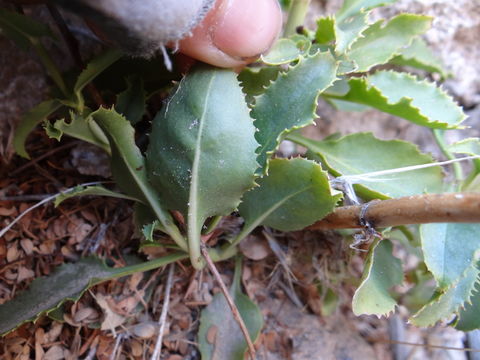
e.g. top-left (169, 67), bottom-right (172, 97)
top-left (433, 130), bottom-right (463, 184)
top-left (31, 39), bottom-right (69, 97)
top-left (284, 0), bottom-right (311, 37)
top-left (188, 220), bottom-right (205, 270)
top-left (105, 252), bottom-right (188, 281)
top-left (285, 131), bottom-right (310, 148)
top-left (203, 215), bottom-right (223, 235)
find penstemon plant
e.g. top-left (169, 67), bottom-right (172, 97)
top-left (1, 0), bottom-right (480, 358)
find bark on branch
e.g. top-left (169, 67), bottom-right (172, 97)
top-left (309, 193), bottom-right (480, 230)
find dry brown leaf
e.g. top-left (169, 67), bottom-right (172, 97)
top-left (16, 266), bottom-right (35, 282)
top-left (239, 235), bottom-right (271, 260)
top-left (93, 293), bottom-right (126, 335)
top-left (0, 207), bottom-right (16, 216)
top-left (44, 345), bottom-right (65, 360)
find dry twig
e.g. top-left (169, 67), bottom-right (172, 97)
top-left (310, 193), bottom-right (480, 230)
top-left (200, 244), bottom-right (257, 360)
top-left (151, 263), bottom-right (175, 360)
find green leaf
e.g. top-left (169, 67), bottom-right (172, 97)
top-left (0, 8), bottom-right (54, 51)
top-left (252, 51), bottom-right (338, 173)
top-left (73, 49), bottom-right (123, 108)
top-left (238, 67), bottom-right (281, 106)
top-left (146, 65), bottom-right (258, 268)
top-left (325, 71), bottom-right (466, 129)
top-left (91, 107), bottom-right (186, 251)
top-left (261, 38), bottom-right (301, 65)
top-left (352, 239), bottom-right (403, 316)
top-left (336, 0), bottom-right (397, 22)
top-left (238, 158), bottom-right (342, 235)
top-left (13, 99), bottom-right (63, 159)
top-left (198, 257), bottom-right (263, 360)
top-left (44, 111), bottom-right (110, 153)
top-left (0, 253), bottom-right (187, 335)
top-left (346, 14), bottom-right (432, 72)
top-left (54, 185), bottom-right (138, 207)
top-left (448, 138), bottom-right (480, 181)
top-left (389, 38), bottom-right (449, 79)
top-left (411, 265), bottom-right (479, 327)
top-left (420, 223), bottom-right (480, 289)
top-left (116, 75), bottom-right (146, 125)
top-left (315, 16), bottom-right (336, 45)
top-left (289, 132), bottom-right (443, 199)
top-left (455, 283), bottom-right (480, 331)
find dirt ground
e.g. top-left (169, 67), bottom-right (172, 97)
top-left (1, 0), bottom-right (480, 359)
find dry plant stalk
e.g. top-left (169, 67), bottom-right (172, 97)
top-left (200, 244), bottom-right (257, 360)
top-left (310, 192), bottom-right (480, 230)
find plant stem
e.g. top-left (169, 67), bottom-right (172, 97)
top-left (203, 215), bottom-right (223, 235)
top-left (105, 252), bottom-right (187, 280)
top-left (151, 263), bottom-right (175, 360)
top-left (31, 38), bottom-right (69, 97)
top-left (433, 129), bottom-right (463, 183)
top-left (284, 0), bottom-right (311, 37)
top-left (201, 247), bottom-right (256, 359)
top-left (309, 192), bottom-right (480, 230)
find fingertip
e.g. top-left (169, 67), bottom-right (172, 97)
top-left (178, 0), bottom-right (283, 68)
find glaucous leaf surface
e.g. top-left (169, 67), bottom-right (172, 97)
top-left (290, 132), bottom-right (443, 199)
top-left (13, 99), bottom-right (63, 158)
top-left (324, 71), bottom-right (466, 129)
top-left (389, 38), bottom-right (449, 79)
top-left (252, 51), bottom-right (338, 173)
top-left (0, 254), bottom-right (186, 335)
top-left (238, 158), bottom-right (342, 233)
top-left (411, 265), bottom-right (479, 327)
top-left (346, 14), bottom-right (431, 72)
top-left (352, 239), bottom-right (403, 316)
top-left (198, 257), bottom-right (263, 360)
top-left (146, 65), bottom-right (258, 267)
top-left (421, 223), bottom-right (480, 289)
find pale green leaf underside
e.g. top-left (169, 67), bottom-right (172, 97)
top-left (290, 132), bottom-right (443, 199)
top-left (353, 239), bottom-right (403, 316)
top-left (421, 223), bottom-right (480, 289)
top-left (261, 38), bottom-right (301, 65)
top-left (448, 138), bottom-right (480, 156)
top-left (252, 51), bottom-right (338, 173)
top-left (325, 71), bottom-right (466, 129)
top-left (335, 11), bottom-right (369, 54)
top-left (346, 14), bottom-right (432, 72)
top-left (238, 158), bottom-right (342, 233)
top-left (13, 99), bottom-right (63, 159)
top-left (389, 37), bottom-right (449, 78)
top-left (0, 254), bottom-right (186, 336)
top-left (198, 257), bottom-right (263, 360)
top-left (411, 266), bottom-right (479, 327)
top-left (54, 185), bottom-right (138, 207)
